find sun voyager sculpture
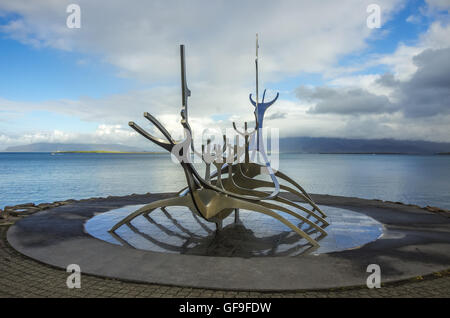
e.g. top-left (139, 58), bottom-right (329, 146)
top-left (110, 36), bottom-right (329, 248)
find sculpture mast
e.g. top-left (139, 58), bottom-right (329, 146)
top-left (255, 33), bottom-right (260, 150)
top-left (255, 33), bottom-right (259, 115)
top-left (180, 45), bottom-right (191, 123)
top-left (249, 34), bottom-right (279, 153)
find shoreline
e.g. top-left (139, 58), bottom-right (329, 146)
top-left (1, 192), bottom-right (449, 222)
top-left (53, 151), bottom-right (166, 154)
top-left (1, 151), bottom-right (449, 155)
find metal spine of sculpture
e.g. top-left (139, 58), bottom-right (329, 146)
top-left (110, 38), bottom-right (328, 248)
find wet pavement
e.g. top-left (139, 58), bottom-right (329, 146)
top-left (6, 193), bottom-right (450, 291)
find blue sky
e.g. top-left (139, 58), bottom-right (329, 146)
top-left (0, 38), bottom-right (133, 102)
top-left (0, 0), bottom-right (449, 149)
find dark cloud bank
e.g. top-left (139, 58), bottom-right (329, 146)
top-left (297, 47), bottom-right (450, 118)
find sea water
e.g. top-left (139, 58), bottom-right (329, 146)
top-left (1, 152), bottom-right (449, 209)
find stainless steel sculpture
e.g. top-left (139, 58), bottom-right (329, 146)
top-left (110, 37), bottom-right (328, 247)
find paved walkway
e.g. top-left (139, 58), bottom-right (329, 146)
top-left (1, 224), bottom-right (449, 298)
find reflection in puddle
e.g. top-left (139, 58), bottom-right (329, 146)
top-left (85, 204), bottom-right (383, 257)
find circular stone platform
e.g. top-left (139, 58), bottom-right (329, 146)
top-left (7, 193), bottom-right (450, 291)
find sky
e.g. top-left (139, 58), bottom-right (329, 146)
top-left (0, 0), bottom-right (449, 150)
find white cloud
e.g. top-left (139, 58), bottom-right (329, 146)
top-left (0, 0), bottom-right (403, 84)
top-left (377, 44), bottom-right (423, 81)
top-left (2, 0), bottom-right (450, 146)
top-left (329, 74), bottom-right (397, 100)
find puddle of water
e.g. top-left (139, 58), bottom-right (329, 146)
top-left (85, 204), bottom-right (383, 257)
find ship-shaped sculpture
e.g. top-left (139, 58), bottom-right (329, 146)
top-left (110, 36), bottom-right (328, 248)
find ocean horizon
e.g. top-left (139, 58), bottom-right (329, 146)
top-left (1, 152), bottom-right (449, 210)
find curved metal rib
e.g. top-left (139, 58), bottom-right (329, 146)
top-left (223, 165), bottom-right (328, 226)
top-left (249, 89), bottom-right (279, 109)
top-left (129, 121), bottom-right (173, 152)
top-left (143, 112), bottom-right (176, 144)
top-left (234, 163), bottom-right (326, 220)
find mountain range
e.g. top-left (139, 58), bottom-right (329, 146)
top-left (278, 137), bottom-right (450, 154)
top-left (2, 143), bottom-right (146, 153)
top-left (2, 138), bottom-right (450, 154)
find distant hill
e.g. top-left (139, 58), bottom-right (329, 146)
top-left (3, 138), bottom-right (450, 154)
top-left (279, 137), bottom-right (450, 154)
top-left (3, 143), bottom-right (147, 153)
